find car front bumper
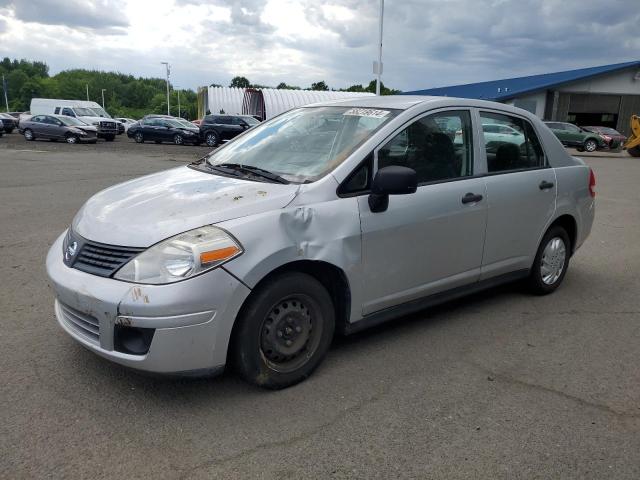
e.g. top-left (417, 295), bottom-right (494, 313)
top-left (46, 232), bottom-right (251, 374)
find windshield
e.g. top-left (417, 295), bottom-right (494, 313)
top-left (74, 107), bottom-right (99, 116)
top-left (241, 116), bottom-right (260, 125)
top-left (176, 119), bottom-right (196, 129)
top-left (59, 116), bottom-right (88, 126)
top-left (89, 107), bottom-right (111, 118)
top-left (205, 106), bottom-right (398, 183)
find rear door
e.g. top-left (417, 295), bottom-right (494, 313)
top-left (358, 109), bottom-right (488, 315)
top-left (479, 111), bottom-right (556, 279)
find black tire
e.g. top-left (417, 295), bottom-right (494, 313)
top-left (24, 129), bottom-right (34, 141)
top-left (528, 226), bottom-right (570, 295)
top-left (5, 128), bottom-right (13, 134)
top-left (232, 272), bottom-right (335, 389)
top-left (628, 146), bottom-right (640, 158)
top-left (583, 138), bottom-right (598, 153)
top-left (205, 131), bottom-right (218, 147)
top-left (104, 134), bottom-right (115, 142)
top-left (134, 132), bottom-right (144, 143)
top-left (173, 133), bottom-right (184, 145)
top-left (65, 134), bottom-right (79, 144)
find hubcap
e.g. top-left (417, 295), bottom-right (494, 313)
top-left (67, 136), bottom-right (76, 144)
top-left (541, 237), bottom-right (566, 285)
top-left (175, 135), bottom-right (183, 145)
top-left (586, 141), bottom-right (596, 152)
top-left (260, 296), bottom-right (321, 373)
top-left (25, 130), bottom-right (32, 139)
top-left (206, 133), bottom-right (216, 146)
top-left (135, 133), bottom-right (143, 142)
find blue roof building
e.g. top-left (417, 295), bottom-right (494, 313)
top-left (403, 61), bottom-right (640, 135)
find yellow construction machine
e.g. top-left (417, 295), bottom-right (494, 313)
top-left (624, 115), bottom-right (640, 157)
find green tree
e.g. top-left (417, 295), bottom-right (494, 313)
top-left (310, 81), bottom-right (329, 91)
top-left (229, 76), bottom-right (250, 88)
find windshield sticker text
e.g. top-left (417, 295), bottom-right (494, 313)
top-left (343, 108), bottom-right (390, 118)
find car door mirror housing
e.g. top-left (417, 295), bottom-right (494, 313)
top-left (368, 166), bottom-right (417, 213)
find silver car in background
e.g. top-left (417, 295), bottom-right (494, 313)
top-left (46, 96), bottom-right (595, 389)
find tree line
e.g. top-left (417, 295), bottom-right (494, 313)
top-left (0, 58), bottom-right (401, 120)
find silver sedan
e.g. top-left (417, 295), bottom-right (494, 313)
top-left (46, 96), bottom-right (595, 388)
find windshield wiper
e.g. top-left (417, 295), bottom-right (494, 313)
top-left (217, 163), bottom-right (290, 184)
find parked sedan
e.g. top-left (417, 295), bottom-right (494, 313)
top-left (544, 121), bottom-right (607, 152)
top-left (199, 114), bottom-right (260, 147)
top-left (127, 116), bottom-right (201, 145)
top-left (47, 97), bottom-right (594, 389)
top-left (582, 126), bottom-right (626, 149)
top-left (20, 114), bottom-right (97, 143)
top-left (0, 112), bottom-right (18, 133)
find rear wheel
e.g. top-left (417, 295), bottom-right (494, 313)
top-left (65, 134), bottom-right (79, 144)
top-left (24, 129), bottom-right (34, 141)
top-left (173, 133), bottom-right (184, 145)
top-left (232, 272), bottom-right (335, 389)
top-left (134, 132), bottom-right (144, 143)
top-left (205, 131), bottom-right (218, 147)
top-left (528, 226), bottom-right (570, 295)
top-left (104, 134), bottom-right (115, 142)
top-left (584, 139), bottom-right (598, 153)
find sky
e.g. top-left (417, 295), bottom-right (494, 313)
top-left (0, 0), bottom-right (638, 92)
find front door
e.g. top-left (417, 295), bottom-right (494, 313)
top-left (358, 109), bottom-right (487, 315)
top-left (478, 111), bottom-right (557, 279)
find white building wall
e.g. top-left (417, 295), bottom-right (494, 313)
top-left (557, 68), bottom-right (640, 95)
top-left (504, 91), bottom-right (547, 118)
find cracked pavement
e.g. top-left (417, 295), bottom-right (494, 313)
top-left (1, 135), bottom-right (639, 479)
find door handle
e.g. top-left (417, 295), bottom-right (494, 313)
top-left (539, 180), bottom-right (554, 190)
top-left (462, 192), bottom-right (483, 204)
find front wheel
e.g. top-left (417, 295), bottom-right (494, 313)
top-left (584, 139), bottom-right (598, 153)
top-left (173, 133), bottom-right (184, 145)
top-left (104, 134), bottom-right (115, 142)
top-left (24, 129), bottom-right (34, 141)
top-left (65, 134), bottom-right (79, 144)
top-left (528, 226), bottom-right (570, 295)
top-left (232, 272), bottom-right (335, 389)
top-left (205, 131), bottom-right (218, 147)
top-left (134, 132), bottom-right (144, 143)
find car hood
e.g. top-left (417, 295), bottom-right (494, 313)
top-left (72, 166), bottom-right (299, 247)
top-left (78, 116), bottom-right (115, 124)
top-left (75, 125), bottom-right (98, 132)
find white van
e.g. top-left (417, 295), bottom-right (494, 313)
top-left (30, 99), bottom-right (120, 141)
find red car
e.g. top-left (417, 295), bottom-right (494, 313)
top-left (582, 126), bottom-right (626, 149)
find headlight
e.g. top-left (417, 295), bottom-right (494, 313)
top-left (71, 128), bottom-right (87, 135)
top-left (114, 226), bottom-right (242, 284)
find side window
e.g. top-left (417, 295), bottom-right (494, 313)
top-left (54, 107), bottom-right (60, 114)
top-left (339, 154), bottom-right (373, 195)
top-left (480, 112), bottom-right (545, 172)
top-left (31, 115), bottom-right (43, 123)
top-left (377, 110), bottom-right (473, 184)
top-left (61, 108), bottom-right (74, 117)
top-left (218, 116), bottom-right (231, 125)
top-left (230, 116), bottom-right (244, 125)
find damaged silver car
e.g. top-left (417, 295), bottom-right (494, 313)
top-left (47, 96), bottom-right (595, 389)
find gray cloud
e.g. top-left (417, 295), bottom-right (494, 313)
top-left (6, 0), bottom-right (128, 31)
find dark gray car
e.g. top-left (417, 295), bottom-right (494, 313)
top-left (20, 114), bottom-right (98, 144)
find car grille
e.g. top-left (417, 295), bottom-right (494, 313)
top-left (99, 121), bottom-right (116, 129)
top-left (58, 302), bottom-right (100, 345)
top-left (73, 240), bottom-right (144, 278)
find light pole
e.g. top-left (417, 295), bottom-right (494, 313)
top-left (161, 62), bottom-right (170, 115)
top-left (101, 89), bottom-right (106, 108)
top-left (375, 0), bottom-right (384, 96)
top-left (86, 83), bottom-right (89, 101)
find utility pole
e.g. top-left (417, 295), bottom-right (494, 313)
top-left (375, 0), bottom-right (384, 96)
top-left (101, 89), bottom-right (106, 108)
top-left (161, 62), bottom-right (170, 115)
top-left (2, 75), bottom-right (8, 111)
top-left (86, 83), bottom-right (89, 101)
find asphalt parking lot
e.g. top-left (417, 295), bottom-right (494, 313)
top-left (1, 132), bottom-right (639, 479)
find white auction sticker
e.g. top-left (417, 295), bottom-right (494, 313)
top-left (343, 108), bottom-right (390, 118)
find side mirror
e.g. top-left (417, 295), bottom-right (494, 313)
top-left (368, 166), bottom-right (417, 213)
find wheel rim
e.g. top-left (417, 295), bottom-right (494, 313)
top-left (66, 135), bottom-right (77, 144)
top-left (135, 133), bottom-right (143, 142)
top-left (175, 134), bottom-right (183, 145)
top-left (259, 294), bottom-right (323, 373)
top-left (206, 133), bottom-right (216, 146)
top-left (541, 237), bottom-right (566, 285)
top-left (24, 130), bottom-right (32, 140)
top-left (585, 140), bottom-right (596, 152)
